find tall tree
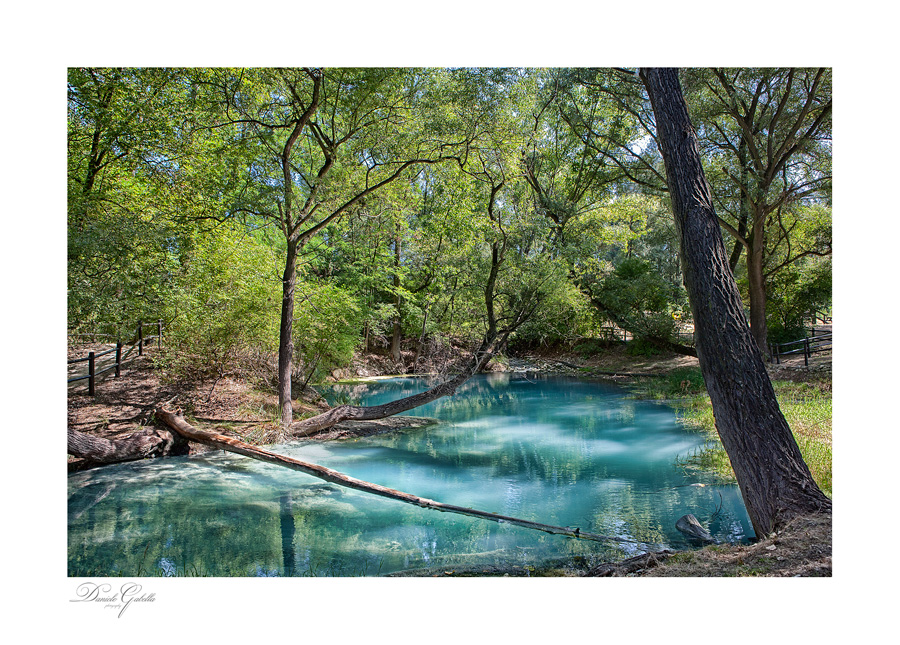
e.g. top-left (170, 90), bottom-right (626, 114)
top-left (683, 67), bottom-right (832, 351)
top-left (200, 67), bottom-right (466, 426)
top-left (640, 67), bottom-right (831, 537)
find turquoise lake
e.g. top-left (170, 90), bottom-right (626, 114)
top-left (67, 373), bottom-right (754, 577)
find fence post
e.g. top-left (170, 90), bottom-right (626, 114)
top-left (157, 319), bottom-right (162, 349)
top-left (115, 342), bottom-right (122, 377)
top-left (774, 344), bottom-right (780, 364)
top-left (804, 337), bottom-right (810, 367)
top-left (138, 320), bottom-right (144, 356)
top-left (88, 351), bottom-right (95, 396)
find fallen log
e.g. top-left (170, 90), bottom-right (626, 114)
top-left (584, 550), bottom-right (674, 577)
top-left (291, 369), bottom-right (472, 437)
top-left (155, 406), bottom-right (642, 546)
top-left (676, 514), bottom-right (717, 544)
top-left (68, 426), bottom-right (188, 471)
top-left (312, 416), bottom-right (439, 441)
top-left (290, 330), bottom-right (511, 437)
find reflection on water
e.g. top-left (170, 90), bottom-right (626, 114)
top-left (68, 374), bottom-right (753, 576)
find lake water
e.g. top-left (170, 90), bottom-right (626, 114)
top-left (67, 373), bottom-right (753, 577)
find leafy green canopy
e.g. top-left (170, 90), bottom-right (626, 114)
top-left (67, 67), bottom-right (830, 379)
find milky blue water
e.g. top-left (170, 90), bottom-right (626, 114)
top-left (67, 373), bottom-right (753, 577)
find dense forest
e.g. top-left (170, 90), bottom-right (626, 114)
top-left (68, 67), bottom-right (831, 402)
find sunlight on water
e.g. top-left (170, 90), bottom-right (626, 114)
top-left (68, 375), bottom-right (753, 576)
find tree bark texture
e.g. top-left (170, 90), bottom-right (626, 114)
top-left (641, 68), bottom-right (831, 537)
top-left (278, 237), bottom-right (299, 427)
top-left (155, 407), bottom-right (632, 545)
top-left (747, 223), bottom-right (769, 354)
top-left (67, 426), bottom-right (187, 470)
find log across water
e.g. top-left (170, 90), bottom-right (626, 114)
top-left (154, 407), bottom-right (644, 546)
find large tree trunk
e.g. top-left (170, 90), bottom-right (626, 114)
top-left (67, 426), bottom-right (187, 470)
top-left (641, 68), bottom-right (831, 537)
top-left (278, 237), bottom-right (299, 427)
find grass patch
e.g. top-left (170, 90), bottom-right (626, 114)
top-left (633, 368), bottom-right (832, 497)
top-left (631, 367), bottom-right (708, 400)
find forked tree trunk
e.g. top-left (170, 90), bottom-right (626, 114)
top-left (641, 68), bottom-right (831, 537)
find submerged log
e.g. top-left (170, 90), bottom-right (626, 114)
top-left (291, 369), bottom-right (472, 437)
top-left (676, 514), bottom-right (717, 544)
top-left (67, 426), bottom-right (188, 470)
top-left (314, 416), bottom-right (439, 441)
top-left (155, 406), bottom-right (641, 546)
top-left (584, 550), bottom-right (674, 577)
top-left (290, 330), bottom-right (512, 437)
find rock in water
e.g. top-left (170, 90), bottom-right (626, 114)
top-left (676, 514), bottom-right (717, 544)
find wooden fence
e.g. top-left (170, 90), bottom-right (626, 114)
top-left (770, 329), bottom-right (832, 367)
top-left (596, 325), bottom-right (696, 346)
top-left (67, 320), bottom-right (162, 396)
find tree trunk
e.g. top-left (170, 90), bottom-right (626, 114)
top-left (641, 68), bottom-right (831, 537)
top-left (291, 332), bottom-right (505, 437)
top-left (390, 232), bottom-right (403, 364)
top-left (390, 320), bottom-right (402, 364)
top-left (278, 237), bottom-right (299, 427)
top-left (154, 407), bottom-right (633, 545)
top-left (728, 139), bottom-right (749, 272)
top-left (644, 335), bottom-right (697, 357)
top-left (413, 307), bottom-right (429, 370)
top-left (747, 224), bottom-right (769, 354)
top-left (67, 426), bottom-right (187, 470)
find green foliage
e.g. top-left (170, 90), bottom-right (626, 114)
top-left (67, 68), bottom-right (187, 338)
top-left (66, 67), bottom-right (830, 399)
top-left (585, 257), bottom-right (683, 341)
top-left (570, 338), bottom-right (613, 357)
top-left (512, 281), bottom-right (595, 347)
top-left (293, 278), bottom-right (366, 383)
top-left (631, 367), bottom-right (707, 399)
top-left (766, 234), bottom-right (832, 345)
top-left (625, 338), bottom-right (663, 356)
top-left (161, 226), bottom-right (281, 377)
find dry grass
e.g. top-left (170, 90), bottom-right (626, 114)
top-left (645, 512), bottom-right (832, 577)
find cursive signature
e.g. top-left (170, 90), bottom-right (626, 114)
top-left (71, 582), bottom-right (157, 618)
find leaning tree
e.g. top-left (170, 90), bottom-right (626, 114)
top-left (640, 67), bottom-right (831, 537)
